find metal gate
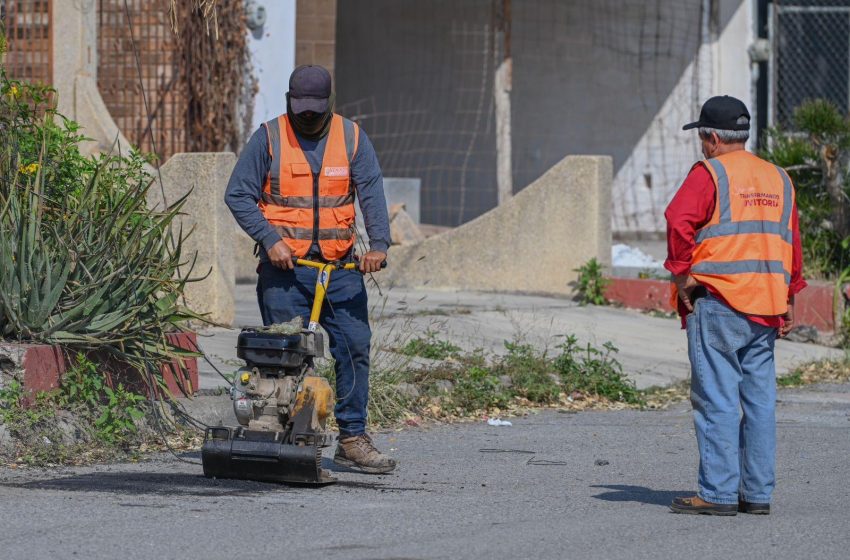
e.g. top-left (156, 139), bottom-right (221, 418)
top-left (0, 0), bottom-right (52, 84)
top-left (97, 0), bottom-right (186, 162)
top-left (770, 0), bottom-right (850, 127)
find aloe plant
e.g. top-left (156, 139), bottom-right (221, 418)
top-left (0, 67), bottom-right (201, 394)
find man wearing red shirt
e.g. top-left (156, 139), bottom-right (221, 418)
top-left (665, 96), bottom-right (806, 516)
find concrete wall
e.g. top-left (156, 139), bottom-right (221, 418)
top-left (335, 0), bottom-right (498, 227)
top-left (235, 231), bottom-right (259, 285)
top-left (249, 0), bottom-right (296, 130)
top-left (295, 0), bottom-right (337, 74)
top-left (334, 0), bottom-right (752, 235)
top-left (51, 0), bottom-right (133, 156)
top-left (384, 155), bottom-right (612, 295)
top-left (154, 153), bottom-right (238, 326)
top-left (609, 0), bottom-right (753, 235)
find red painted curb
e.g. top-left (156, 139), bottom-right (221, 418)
top-left (21, 345), bottom-right (67, 395)
top-left (605, 277), bottom-right (842, 333)
top-left (14, 332), bottom-right (199, 401)
top-left (605, 278), bottom-right (674, 313)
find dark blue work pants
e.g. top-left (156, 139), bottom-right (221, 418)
top-left (256, 263), bottom-right (371, 436)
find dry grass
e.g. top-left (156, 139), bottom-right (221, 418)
top-left (778, 353), bottom-right (850, 387)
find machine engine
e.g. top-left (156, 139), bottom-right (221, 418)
top-left (201, 327), bottom-right (336, 484)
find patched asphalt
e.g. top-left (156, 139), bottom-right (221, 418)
top-left (1, 382), bottom-right (848, 560)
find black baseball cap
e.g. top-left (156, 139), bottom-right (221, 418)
top-left (683, 96), bottom-right (751, 131)
top-left (288, 65), bottom-right (332, 114)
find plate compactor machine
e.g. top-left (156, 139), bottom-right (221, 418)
top-left (201, 258), bottom-right (366, 485)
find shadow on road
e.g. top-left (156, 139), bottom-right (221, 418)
top-left (1, 471), bottom-right (289, 497)
top-left (590, 484), bottom-right (688, 506)
top-left (1, 461), bottom-right (428, 496)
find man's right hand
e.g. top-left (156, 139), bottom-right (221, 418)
top-left (268, 240), bottom-right (294, 270)
top-left (673, 273), bottom-right (699, 313)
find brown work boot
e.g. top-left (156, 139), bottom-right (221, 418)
top-left (334, 434), bottom-right (397, 474)
top-left (738, 500), bottom-right (771, 515)
top-left (670, 495), bottom-right (737, 516)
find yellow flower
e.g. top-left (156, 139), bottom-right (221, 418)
top-left (8, 85), bottom-right (19, 99)
top-left (18, 162), bottom-right (40, 175)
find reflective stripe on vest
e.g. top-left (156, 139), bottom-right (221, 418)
top-left (686, 151), bottom-right (795, 316)
top-left (261, 192), bottom-right (355, 209)
top-left (273, 225), bottom-right (355, 241)
top-left (691, 260), bottom-right (791, 284)
top-left (259, 113), bottom-right (360, 260)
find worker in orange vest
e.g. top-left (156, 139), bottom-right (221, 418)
top-left (665, 96), bottom-right (806, 515)
top-left (225, 65), bottom-right (396, 474)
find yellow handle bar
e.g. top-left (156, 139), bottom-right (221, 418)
top-left (291, 258), bottom-right (385, 329)
top-left (293, 258), bottom-right (359, 271)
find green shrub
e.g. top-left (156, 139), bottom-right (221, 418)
top-left (554, 335), bottom-right (642, 404)
top-left (761, 99), bottom-right (850, 279)
top-left (572, 258), bottom-right (609, 306)
top-left (0, 67), bottom-right (199, 390)
top-left (498, 341), bottom-right (560, 403)
top-left (399, 330), bottom-right (461, 360)
top-left (57, 354), bottom-right (146, 445)
top-left (450, 365), bottom-right (511, 411)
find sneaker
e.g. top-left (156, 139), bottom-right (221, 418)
top-left (333, 433), bottom-right (397, 474)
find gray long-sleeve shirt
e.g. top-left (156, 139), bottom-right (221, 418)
top-left (225, 119), bottom-right (391, 262)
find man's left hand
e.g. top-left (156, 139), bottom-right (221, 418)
top-left (359, 251), bottom-right (387, 274)
top-left (779, 301), bottom-right (795, 338)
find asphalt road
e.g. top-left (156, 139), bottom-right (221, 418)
top-left (1, 383), bottom-right (849, 560)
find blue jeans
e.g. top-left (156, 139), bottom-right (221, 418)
top-left (256, 263), bottom-right (371, 437)
top-left (687, 295), bottom-right (778, 505)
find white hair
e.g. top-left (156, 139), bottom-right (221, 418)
top-left (699, 127), bottom-right (750, 144)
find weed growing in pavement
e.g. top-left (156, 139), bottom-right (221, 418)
top-left (56, 355), bottom-right (147, 445)
top-left (572, 258), bottom-right (610, 306)
top-left (348, 331), bottom-right (648, 428)
top-left (776, 371), bottom-right (804, 387)
top-left (450, 364), bottom-right (512, 411)
top-left (500, 341), bottom-right (561, 403)
top-left (554, 336), bottom-right (643, 404)
top-left (399, 329), bottom-right (462, 360)
top-left (0, 354), bottom-right (176, 466)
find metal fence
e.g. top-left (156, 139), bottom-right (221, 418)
top-left (335, 0), bottom-right (707, 229)
top-left (0, 0), bottom-right (52, 85)
top-left (771, 0), bottom-right (850, 128)
top-left (97, 0), bottom-right (186, 162)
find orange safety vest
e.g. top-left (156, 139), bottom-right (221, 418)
top-left (259, 113), bottom-right (360, 261)
top-left (672, 150), bottom-right (795, 316)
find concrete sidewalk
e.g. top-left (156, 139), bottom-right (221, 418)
top-left (195, 284), bottom-right (842, 390)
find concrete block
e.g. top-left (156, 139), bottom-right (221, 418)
top-left (235, 229), bottom-right (260, 284)
top-left (390, 206), bottom-right (425, 246)
top-left (356, 177), bottom-right (422, 247)
top-left (0, 424), bottom-right (11, 454)
top-left (155, 153), bottom-right (237, 326)
top-left (384, 178), bottom-right (421, 223)
top-left (384, 155), bottom-right (613, 295)
top-left (51, 0), bottom-right (135, 156)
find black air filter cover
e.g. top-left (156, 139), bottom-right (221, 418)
top-left (236, 328), bottom-right (323, 367)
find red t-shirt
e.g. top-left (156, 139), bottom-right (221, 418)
top-left (664, 162), bottom-right (807, 328)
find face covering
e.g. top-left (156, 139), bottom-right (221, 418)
top-left (286, 92), bottom-right (335, 140)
